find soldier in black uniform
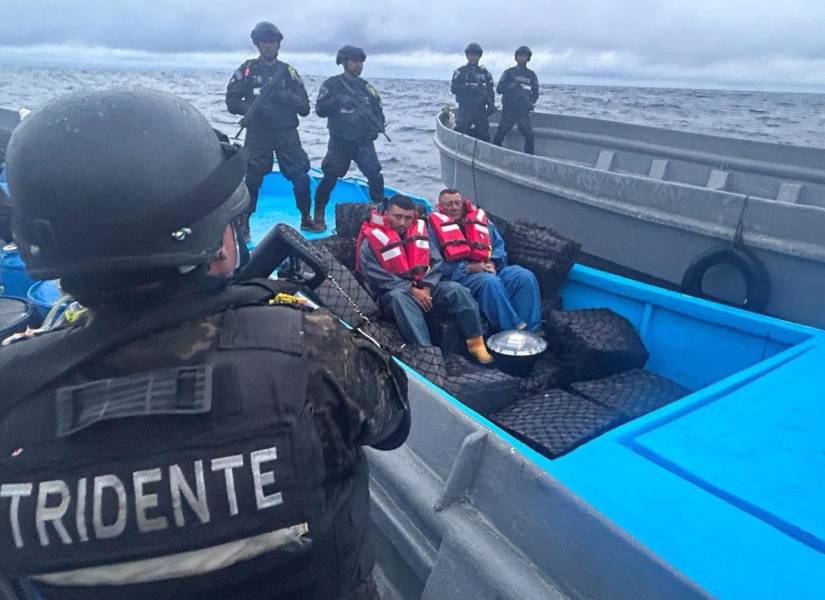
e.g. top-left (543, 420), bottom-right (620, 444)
top-left (0, 88), bottom-right (408, 600)
top-left (314, 46), bottom-right (386, 227)
top-left (450, 42), bottom-right (496, 142)
top-left (226, 22), bottom-right (318, 237)
top-left (493, 46), bottom-right (540, 155)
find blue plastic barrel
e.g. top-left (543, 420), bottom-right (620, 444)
top-left (0, 244), bottom-right (35, 298)
top-left (27, 279), bottom-right (64, 323)
top-left (0, 296), bottom-right (34, 339)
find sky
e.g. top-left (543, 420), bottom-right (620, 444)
top-left (2, 0), bottom-right (825, 91)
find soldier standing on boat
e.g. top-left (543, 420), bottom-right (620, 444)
top-left (450, 42), bottom-right (496, 142)
top-left (0, 88), bottom-right (408, 600)
top-left (493, 46), bottom-right (539, 154)
top-left (226, 21), bottom-right (318, 237)
top-left (314, 45), bottom-right (387, 228)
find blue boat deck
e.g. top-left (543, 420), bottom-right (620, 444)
top-left (249, 168), bottom-right (425, 243)
top-left (523, 266), bottom-right (823, 600)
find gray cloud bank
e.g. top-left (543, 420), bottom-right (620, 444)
top-left (2, 0), bottom-right (825, 90)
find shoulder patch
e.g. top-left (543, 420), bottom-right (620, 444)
top-left (365, 83), bottom-right (379, 98)
top-left (287, 65), bottom-right (303, 83)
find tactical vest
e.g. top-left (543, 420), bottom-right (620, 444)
top-left (237, 59), bottom-right (300, 129)
top-left (0, 284), bottom-right (366, 599)
top-left (453, 65), bottom-right (491, 109)
top-left (356, 211), bottom-right (430, 281)
top-left (502, 66), bottom-right (535, 109)
top-left (324, 75), bottom-right (381, 142)
top-left (429, 201), bottom-right (492, 262)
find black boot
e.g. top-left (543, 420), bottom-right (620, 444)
top-left (300, 212), bottom-right (323, 233)
top-left (313, 203), bottom-right (328, 231)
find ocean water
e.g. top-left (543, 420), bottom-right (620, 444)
top-left (3, 63), bottom-right (825, 199)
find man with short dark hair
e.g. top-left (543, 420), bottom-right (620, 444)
top-left (357, 194), bottom-right (493, 363)
top-left (493, 46), bottom-right (539, 154)
top-left (314, 46), bottom-right (386, 231)
top-left (451, 42), bottom-right (496, 141)
top-left (226, 22), bottom-right (316, 236)
top-left (429, 188), bottom-right (541, 332)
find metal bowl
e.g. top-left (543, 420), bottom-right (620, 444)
top-left (486, 329), bottom-right (548, 376)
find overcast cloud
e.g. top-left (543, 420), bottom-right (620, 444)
top-left (2, 1), bottom-right (825, 90)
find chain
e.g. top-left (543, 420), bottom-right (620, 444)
top-left (325, 272), bottom-right (372, 326)
top-left (323, 272), bottom-right (407, 352)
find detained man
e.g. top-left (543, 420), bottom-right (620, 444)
top-left (428, 188), bottom-right (541, 333)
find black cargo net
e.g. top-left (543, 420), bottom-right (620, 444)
top-left (299, 205), bottom-right (690, 459)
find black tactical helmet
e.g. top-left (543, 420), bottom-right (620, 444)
top-left (336, 45), bottom-right (367, 65)
top-left (251, 21), bottom-right (283, 44)
top-left (515, 45), bottom-right (533, 59)
top-left (465, 42), bottom-right (483, 55)
top-left (5, 88), bottom-right (248, 280)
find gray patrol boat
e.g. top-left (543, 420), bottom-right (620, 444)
top-left (435, 110), bottom-right (825, 328)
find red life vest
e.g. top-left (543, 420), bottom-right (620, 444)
top-left (427, 211), bottom-right (471, 261)
top-left (428, 200), bottom-right (492, 262)
top-left (355, 211), bottom-right (431, 281)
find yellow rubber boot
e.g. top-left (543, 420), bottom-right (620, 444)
top-left (466, 336), bottom-right (494, 364)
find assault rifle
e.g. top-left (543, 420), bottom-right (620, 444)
top-left (234, 63), bottom-right (289, 139)
top-left (338, 77), bottom-right (392, 142)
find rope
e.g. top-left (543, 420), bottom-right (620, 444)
top-left (731, 194), bottom-right (750, 248)
top-left (471, 137), bottom-right (480, 208)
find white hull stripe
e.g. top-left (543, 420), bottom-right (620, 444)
top-left (33, 522), bottom-right (310, 587)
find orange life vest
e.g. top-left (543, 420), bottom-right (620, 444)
top-left (356, 211), bottom-right (431, 281)
top-left (428, 200), bottom-right (492, 262)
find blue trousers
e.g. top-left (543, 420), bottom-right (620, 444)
top-left (378, 281), bottom-right (483, 345)
top-left (459, 266), bottom-right (541, 332)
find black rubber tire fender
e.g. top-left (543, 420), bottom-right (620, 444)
top-left (681, 245), bottom-right (770, 313)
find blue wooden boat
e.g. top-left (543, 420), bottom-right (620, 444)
top-left (249, 170), bottom-right (825, 600)
top-left (2, 162), bottom-right (823, 599)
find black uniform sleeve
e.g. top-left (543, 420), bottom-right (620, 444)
top-left (285, 65), bottom-right (311, 117)
top-left (315, 78), bottom-right (339, 118)
top-left (365, 81), bottom-right (385, 131)
top-left (450, 67), bottom-right (465, 96)
top-left (225, 62), bottom-right (252, 116)
top-left (496, 68), bottom-right (511, 96)
top-left (530, 70), bottom-right (540, 105)
top-left (484, 69), bottom-right (496, 108)
top-left (303, 310), bottom-right (409, 451)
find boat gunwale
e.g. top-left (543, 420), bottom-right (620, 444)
top-left (435, 119), bottom-right (825, 264)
